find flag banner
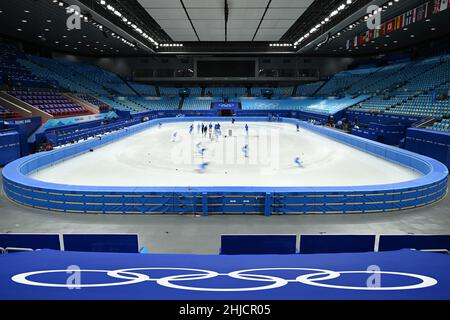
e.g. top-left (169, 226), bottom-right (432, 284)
top-left (380, 22), bottom-right (386, 36)
top-left (416, 4), bottom-right (425, 21)
top-left (386, 19), bottom-right (396, 33)
top-left (346, 0), bottom-right (445, 51)
top-left (433, 0), bottom-right (441, 13)
top-left (395, 15), bottom-right (403, 29)
top-left (373, 28), bottom-right (379, 39)
top-left (346, 39), bottom-right (350, 50)
top-left (411, 8), bottom-right (417, 23)
top-left (405, 10), bottom-right (412, 26)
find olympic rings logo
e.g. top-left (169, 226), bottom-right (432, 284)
top-left (11, 267), bottom-right (438, 291)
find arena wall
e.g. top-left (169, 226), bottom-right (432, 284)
top-left (2, 117), bottom-right (448, 215)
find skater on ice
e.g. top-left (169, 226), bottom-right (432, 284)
top-left (171, 131), bottom-right (178, 142)
top-left (296, 123), bottom-right (300, 132)
top-left (189, 124), bottom-right (194, 134)
top-left (245, 123), bottom-right (249, 135)
top-left (197, 161), bottom-right (209, 173)
top-left (242, 144), bottom-right (249, 158)
top-left (294, 156), bottom-right (302, 167)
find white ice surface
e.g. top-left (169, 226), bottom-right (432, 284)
top-left (30, 121), bottom-right (421, 187)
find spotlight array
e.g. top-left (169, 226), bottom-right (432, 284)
top-left (312, 0), bottom-right (403, 51)
top-left (160, 43), bottom-right (184, 47)
top-left (52, 0), bottom-right (137, 49)
top-left (269, 43), bottom-right (293, 47)
top-left (98, 0), bottom-right (159, 47)
top-left (294, 0), bottom-right (354, 46)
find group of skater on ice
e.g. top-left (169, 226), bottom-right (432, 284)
top-left (163, 119), bottom-right (302, 173)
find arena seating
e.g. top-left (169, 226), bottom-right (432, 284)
top-left (0, 102), bottom-right (19, 119)
top-left (160, 87), bottom-right (202, 96)
top-left (58, 59), bottom-right (133, 95)
top-left (350, 55), bottom-right (450, 117)
top-left (98, 95), bottom-right (148, 113)
top-left (9, 90), bottom-right (90, 117)
top-left (128, 82), bottom-right (157, 96)
top-left (182, 97), bottom-right (213, 110)
top-left (128, 96), bottom-right (180, 110)
top-left (0, 44), bottom-right (51, 89)
top-left (205, 87), bottom-right (248, 98)
top-left (251, 87), bottom-right (294, 97)
top-left (428, 118), bottom-right (450, 132)
top-left (242, 96), bottom-right (368, 114)
top-left (76, 94), bottom-right (110, 112)
top-left (296, 81), bottom-right (324, 96)
top-left (315, 67), bottom-right (377, 96)
top-left (23, 56), bottom-right (109, 94)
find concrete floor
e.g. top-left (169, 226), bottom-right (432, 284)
top-left (1, 173), bottom-right (449, 254)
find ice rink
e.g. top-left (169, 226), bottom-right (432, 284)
top-left (30, 121), bottom-right (421, 187)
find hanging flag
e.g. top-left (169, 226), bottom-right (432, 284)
top-left (386, 19), bottom-right (395, 33)
top-left (353, 35), bottom-right (358, 47)
top-left (346, 39), bottom-right (350, 50)
top-left (425, 1), bottom-right (430, 17)
top-left (440, 0), bottom-right (449, 11)
top-left (359, 34), bottom-right (364, 44)
top-left (433, 0), bottom-right (441, 13)
top-left (380, 22), bottom-right (386, 36)
top-left (395, 15), bottom-right (403, 29)
top-left (406, 9), bottom-right (415, 26)
top-left (416, 3), bottom-right (425, 21)
top-left (373, 28), bottom-right (379, 39)
top-left (411, 8), bottom-right (417, 23)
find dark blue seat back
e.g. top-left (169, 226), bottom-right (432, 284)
top-left (220, 235), bottom-right (297, 255)
top-left (379, 235), bottom-right (450, 251)
top-left (299, 235), bottom-right (376, 254)
top-left (63, 234), bottom-right (139, 253)
top-left (0, 234), bottom-right (60, 250)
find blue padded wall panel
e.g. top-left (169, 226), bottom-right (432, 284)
top-left (63, 234), bottom-right (139, 253)
top-left (0, 234), bottom-right (60, 250)
top-left (379, 235), bottom-right (450, 251)
top-left (220, 235), bottom-right (297, 255)
top-left (299, 235), bottom-right (376, 254)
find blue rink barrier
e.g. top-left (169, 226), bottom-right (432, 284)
top-left (2, 117), bottom-right (448, 215)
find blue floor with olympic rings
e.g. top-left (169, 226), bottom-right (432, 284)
top-left (1, 249), bottom-right (449, 300)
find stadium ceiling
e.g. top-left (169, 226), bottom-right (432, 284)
top-left (137, 0), bottom-right (315, 42)
top-left (0, 0), bottom-right (449, 56)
